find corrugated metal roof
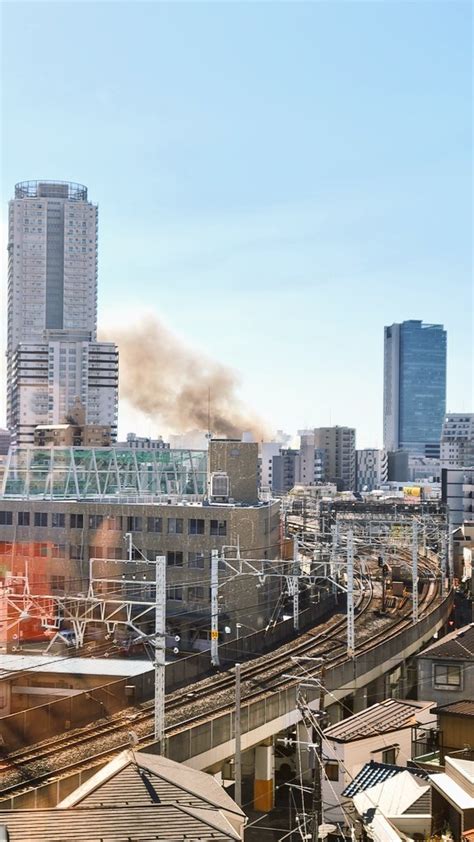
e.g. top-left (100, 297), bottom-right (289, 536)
top-left (0, 654), bottom-right (153, 678)
top-left (324, 699), bottom-right (428, 743)
top-left (431, 700), bottom-right (474, 718)
top-left (0, 804), bottom-right (240, 840)
top-left (418, 624), bottom-right (474, 661)
top-left (403, 789), bottom-right (431, 814)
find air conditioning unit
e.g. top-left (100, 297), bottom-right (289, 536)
top-left (210, 472), bottom-right (230, 502)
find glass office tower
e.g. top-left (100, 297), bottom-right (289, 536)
top-left (383, 320), bottom-right (447, 457)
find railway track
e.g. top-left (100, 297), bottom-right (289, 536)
top-left (0, 573), bottom-right (445, 800)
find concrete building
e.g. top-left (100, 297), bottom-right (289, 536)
top-left (383, 320), bottom-right (446, 458)
top-left (416, 625), bottom-right (474, 708)
top-left (0, 443), bottom-right (281, 648)
top-left (115, 432), bottom-right (169, 451)
top-left (441, 414), bottom-right (474, 469)
top-left (6, 180), bottom-right (118, 444)
top-left (259, 441), bottom-right (283, 491)
top-left (356, 448), bottom-right (388, 492)
top-left (271, 448), bottom-right (299, 495)
top-left (313, 426), bottom-right (356, 491)
top-left (296, 431), bottom-right (324, 486)
top-left (441, 467), bottom-right (474, 527)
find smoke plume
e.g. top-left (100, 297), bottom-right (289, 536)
top-left (108, 317), bottom-right (269, 440)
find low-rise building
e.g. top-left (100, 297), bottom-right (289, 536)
top-left (416, 625), bottom-right (474, 708)
top-left (321, 698), bottom-right (433, 827)
top-left (430, 756), bottom-right (474, 840)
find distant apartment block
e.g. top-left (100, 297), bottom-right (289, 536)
top-left (313, 426), bottom-right (356, 491)
top-left (383, 320), bottom-right (446, 458)
top-left (356, 448), bottom-right (388, 492)
top-left (6, 180), bottom-right (118, 444)
top-left (441, 414), bottom-right (474, 469)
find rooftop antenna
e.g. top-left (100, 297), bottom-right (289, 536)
top-left (206, 387), bottom-right (212, 441)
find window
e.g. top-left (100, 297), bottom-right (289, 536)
top-left (52, 513), bottom-right (65, 528)
top-left (33, 542), bottom-right (48, 557)
top-left (51, 575), bottom-right (65, 593)
top-left (210, 519), bottom-right (227, 536)
top-left (434, 663), bottom-right (462, 688)
top-left (167, 518), bottom-right (183, 534)
top-left (0, 511), bottom-right (13, 525)
top-left (189, 552), bottom-right (205, 569)
top-left (188, 586), bottom-right (205, 602)
top-left (147, 517), bottom-right (162, 533)
top-left (167, 586), bottom-right (183, 601)
top-left (106, 546), bottom-right (124, 560)
top-left (70, 513), bottom-right (84, 529)
top-left (126, 516), bottom-right (142, 532)
top-left (167, 550), bottom-right (183, 567)
top-left (382, 748), bottom-right (396, 764)
top-left (70, 544), bottom-right (83, 560)
top-left (18, 511), bottom-right (30, 527)
top-left (106, 516), bottom-right (122, 531)
top-left (51, 543), bottom-right (66, 559)
top-left (324, 761), bottom-right (339, 782)
top-left (34, 512), bottom-right (48, 527)
top-left (89, 545), bottom-right (104, 559)
top-left (89, 515), bottom-right (104, 529)
top-left (188, 518), bottom-right (205, 535)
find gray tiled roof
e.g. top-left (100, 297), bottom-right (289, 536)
top-left (0, 804), bottom-right (240, 841)
top-left (324, 699), bottom-right (426, 743)
top-left (417, 624), bottom-right (474, 661)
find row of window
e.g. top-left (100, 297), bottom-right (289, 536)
top-left (0, 541), bottom-right (207, 567)
top-left (2, 510), bottom-right (227, 536)
top-left (167, 585), bottom-right (207, 602)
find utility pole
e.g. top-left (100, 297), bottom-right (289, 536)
top-left (293, 538), bottom-right (300, 633)
top-left (310, 666), bottom-right (326, 842)
top-left (330, 522), bottom-right (338, 595)
top-left (234, 663), bottom-right (242, 806)
top-left (448, 528), bottom-right (454, 587)
top-left (154, 555), bottom-right (166, 753)
top-left (211, 549), bottom-right (220, 666)
top-left (412, 519), bottom-right (418, 624)
top-left (440, 532), bottom-right (447, 597)
top-left (347, 530), bottom-right (354, 657)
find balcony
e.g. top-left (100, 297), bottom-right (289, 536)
top-left (411, 726), bottom-right (474, 770)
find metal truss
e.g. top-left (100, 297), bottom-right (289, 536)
top-left (1, 446), bottom-right (207, 500)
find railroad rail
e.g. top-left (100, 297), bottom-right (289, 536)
top-left (0, 571), bottom-right (448, 802)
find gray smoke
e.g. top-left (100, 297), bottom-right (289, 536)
top-left (107, 317), bottom-right (269, 440)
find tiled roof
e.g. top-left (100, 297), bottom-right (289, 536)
top-left (324, 699), bottom-right (428, 743)
top-left (343, 761), bottom-right (403, 797)
top-left (343, 760), bottom-right (428, 798)
top-left (58, 750), bottom-right (244, 819)
top-left (0, 804), bottom-right (240, 841)
top-left (417, 624), bottom-right (474, 661)
top-left (431, 700), bottom-right (474, 718)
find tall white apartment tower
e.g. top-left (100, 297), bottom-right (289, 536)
top-left (7, 180), bottom-right (118, 444)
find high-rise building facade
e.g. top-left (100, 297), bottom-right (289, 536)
top-left (313, 426), bottom-right (356, 491)
top-left (383, 320), bottom-right (446, 458)
top-left (6, 181), bottom-right (118, 444)
top-left (440, 414), bottom-right (474, 469)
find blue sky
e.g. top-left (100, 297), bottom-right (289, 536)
top-left (1, 0), bottom-right (472, 445)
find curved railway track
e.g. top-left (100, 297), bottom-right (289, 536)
top-left (0, 571), bottom-right (446, 800)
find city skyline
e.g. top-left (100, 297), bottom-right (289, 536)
top-left (1, 1), bottom-right (472, 446)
